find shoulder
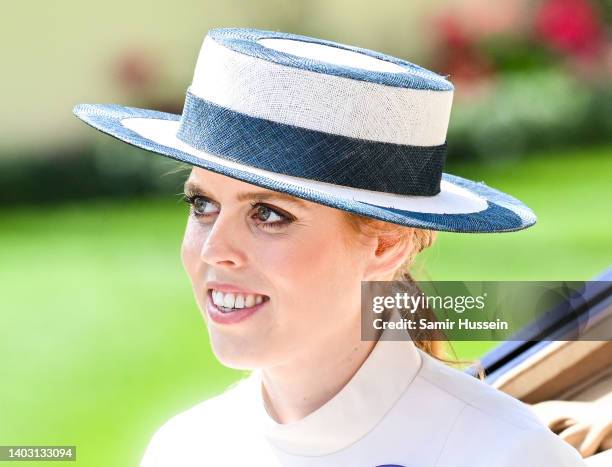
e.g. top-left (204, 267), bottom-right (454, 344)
top-left (412, 351), bottom-right (586, 466)
top-left (140, 375), bottom-right (257, 467)
top-left (494, 426), bottom-right (588, 466)
top-left (415, 349), bottom-right (545, 431)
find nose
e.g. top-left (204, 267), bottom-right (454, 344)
top-left (199, 212), bottom-right (247, 268)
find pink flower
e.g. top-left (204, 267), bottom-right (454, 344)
top-left (113, 47), bottom-right (159, 91)
top-left (433, 13), bottom-right (472, 50)
top-left (534, 0), bottom-right (604, 59)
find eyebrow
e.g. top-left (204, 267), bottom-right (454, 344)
top-left (184, 181), bottom-right (308, 208)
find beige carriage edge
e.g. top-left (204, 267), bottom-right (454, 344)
top-left (492, 301), bottom-right (612, 459)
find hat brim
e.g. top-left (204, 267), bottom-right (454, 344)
top-left (73, 103), bottom-right (536, 234)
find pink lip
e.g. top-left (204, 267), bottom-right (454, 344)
top-left (206, 289), bottom-right (269, 325)
top-left (206, 281), bottom-right (268, 296)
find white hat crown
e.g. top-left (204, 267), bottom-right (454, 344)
top-left (189, 28), bottom-right (454, 147)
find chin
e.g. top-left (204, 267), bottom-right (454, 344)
top-left (207, 330), bottom-right (271, 370)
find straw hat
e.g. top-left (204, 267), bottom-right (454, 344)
top-left (73, 27), bottom-right (536, 233)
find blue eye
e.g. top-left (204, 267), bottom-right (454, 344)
top-left (250, 203), bottom-right (293, 229)
top-left (183, 194), bottom-right (294, 230)
top-left (183, 195), bottom-right (218, 216)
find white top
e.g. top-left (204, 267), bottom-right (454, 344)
top-left (140, 328), bottom-right (587, 467)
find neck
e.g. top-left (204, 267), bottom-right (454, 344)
top-left (260, 315), bottom-right (379, 424)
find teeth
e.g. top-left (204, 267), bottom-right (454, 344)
top-left (211, 289), bottom-right (267, 310)
top-left (223, 293), bottom-right (235, 308)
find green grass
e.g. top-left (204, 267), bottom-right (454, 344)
top-left (0, 146), bottom-right (610, 466)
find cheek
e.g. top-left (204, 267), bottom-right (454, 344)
top-left (181, 219), bottom-right (203, 280)
top-left (263, 233), bottom-right (358, 308)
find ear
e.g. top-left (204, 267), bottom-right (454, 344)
top-left (361, 229), bottom-right (414, 282)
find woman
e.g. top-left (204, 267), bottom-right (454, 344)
top-left (74, 28), bottom-right (586, 466)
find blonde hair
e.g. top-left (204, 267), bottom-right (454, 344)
top-left (342, 212), bottom-right (484, 377)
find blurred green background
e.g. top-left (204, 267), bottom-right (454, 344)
top-left (1, 0), bottom-right (611, 466)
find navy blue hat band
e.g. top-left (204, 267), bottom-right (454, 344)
top-left (177, 90), bottom-right (446, 196)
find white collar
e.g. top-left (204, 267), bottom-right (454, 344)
top-left (246, 322), bottom-right (422, 456)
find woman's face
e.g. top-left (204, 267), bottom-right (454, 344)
top-left (181, 168), bottom-right (378, 370)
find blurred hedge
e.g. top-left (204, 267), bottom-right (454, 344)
top-left (446, 69), bottom-right (612, 165)
top-left (0, 138), bottom-right (189, 207)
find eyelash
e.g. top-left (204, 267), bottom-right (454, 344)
top-left (182, 194), bottom-right (294, 230)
